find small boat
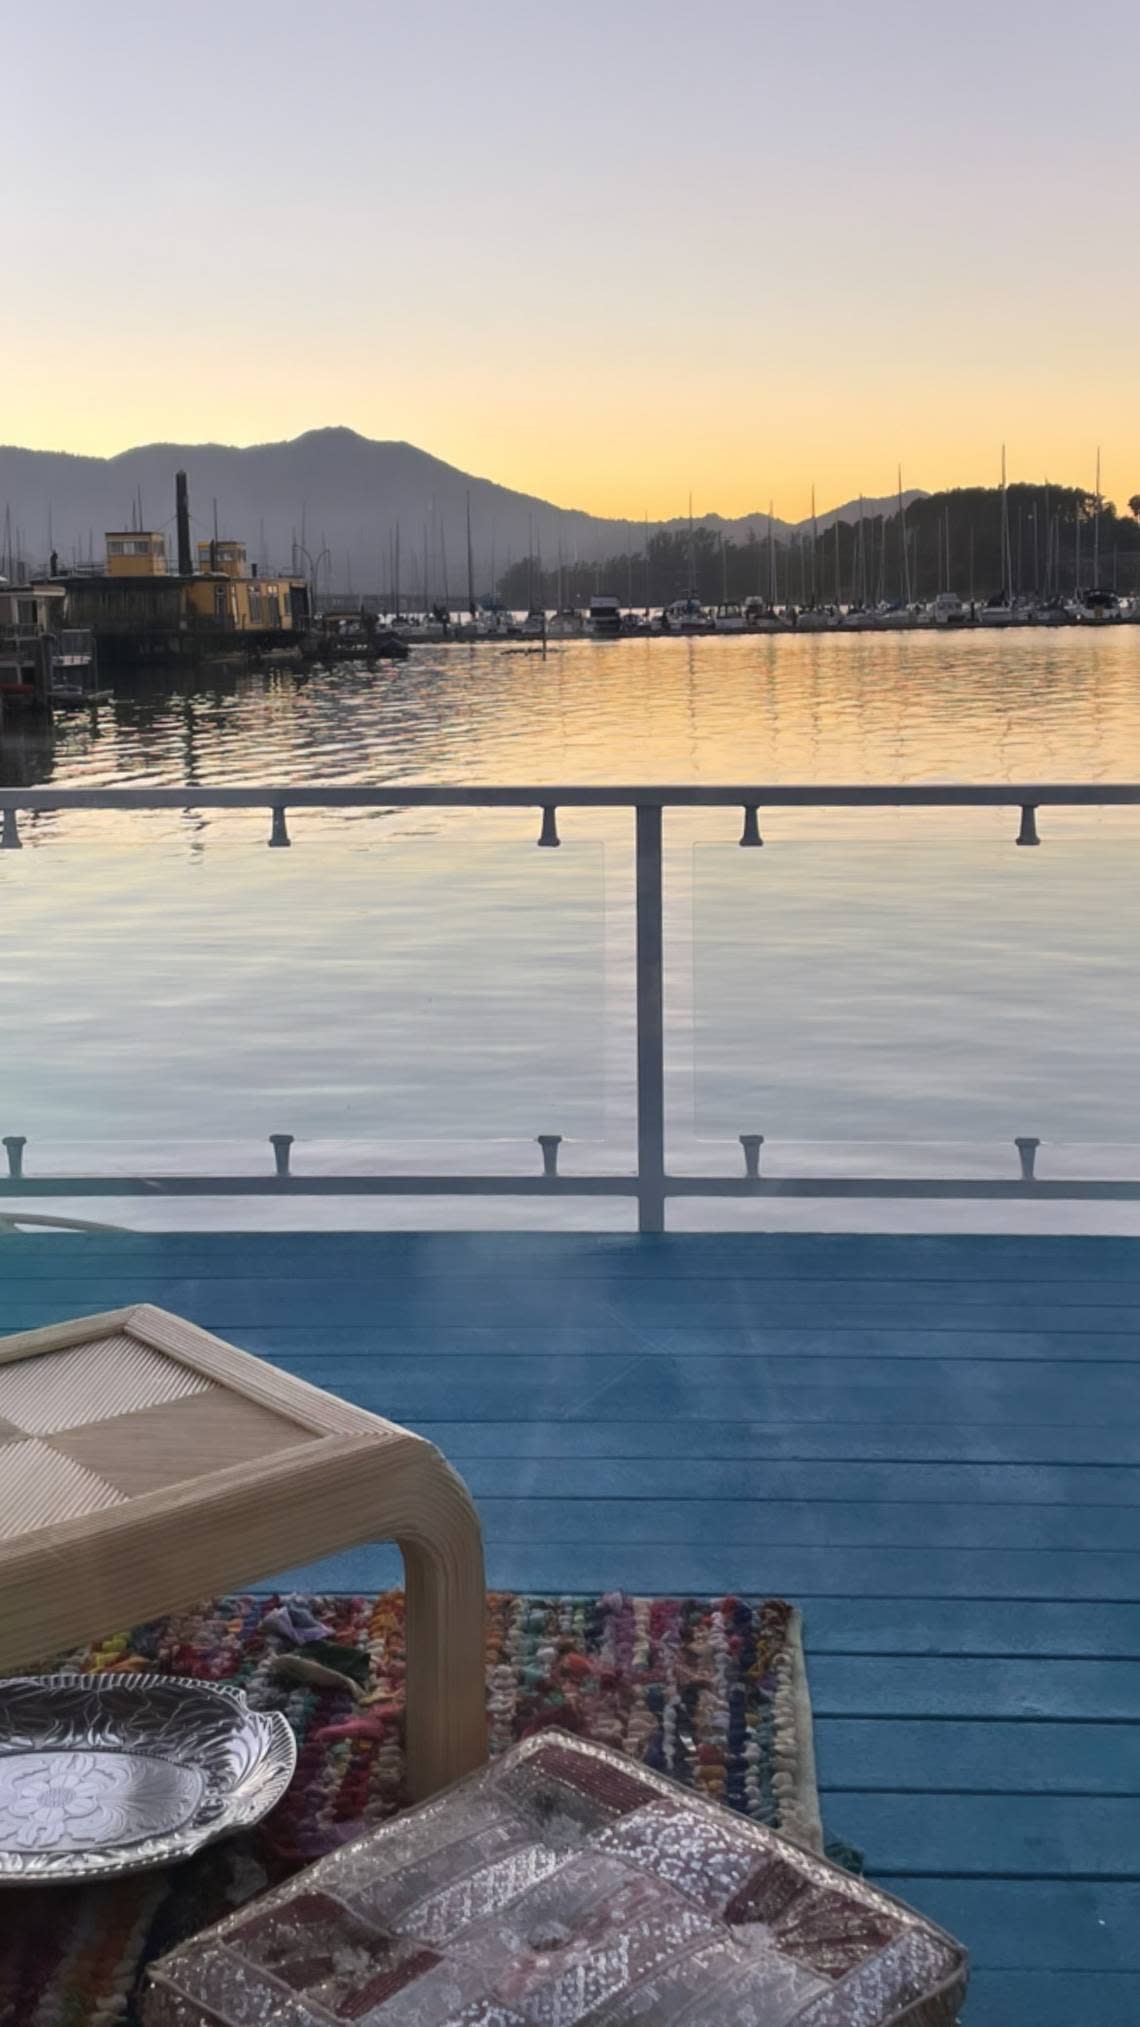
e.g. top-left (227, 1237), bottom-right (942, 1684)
top-left (474, 600), bottom-right (518, 638)
top-left (662, 594), bottom-right (707, 634)
top-left (743, 598), bottom-right (783, 632)
top-left (520, 609), bottom-right (547, 638)
top-left (713, 602), bottom-right (745, 633)
top-left (587, 594), bottom-right (622, 638)
top-left (50, 628), bottom-right (110, 704)
top-left (931, 592), bottom-right (970, 627)
top-left (393, 611), bottom-right (448, 641)
top-left (978, 593), bottom-right (1020, 627)
top-left (1073, 588), bottom-right (1123, 624)
top-left (547, 608), bottom-right (585, 637)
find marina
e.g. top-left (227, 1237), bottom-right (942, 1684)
top-left (8, 4), bottom-right (1140, 2021)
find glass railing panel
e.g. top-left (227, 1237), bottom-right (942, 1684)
top-left (689, 814), bottom-right (1140, 1186)
top-left (0, 820), bottom-right (610, 1186)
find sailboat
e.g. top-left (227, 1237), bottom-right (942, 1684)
top-left (979, 446), bottom-right (1020, 625)
top-left (714, 531), bottom-right (744, 630)
top-left (1073, 450), bottom-right (1122, 621)
top-left (663, 493), bottom-right (708, 631)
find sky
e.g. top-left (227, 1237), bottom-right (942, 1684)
top-left (6, 0), bottom-right (1139, 521)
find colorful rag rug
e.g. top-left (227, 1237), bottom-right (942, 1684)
top-left (2, 1592), bottom-right (822, 2027)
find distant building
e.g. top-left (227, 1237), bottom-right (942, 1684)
top-left (105, 531), bottom-right (168, 577)
top-left (58, 528), bottom-right (309, 665)
top-left (0, 582), bottom-right (69, 710)
top-left (196, 539), bottom-right (246, 577)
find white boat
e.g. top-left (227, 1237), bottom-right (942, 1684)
top-left (978, 595), bottom-right (1020, 627)
top-left (392, 611), bottom-right (448, 641)
top-left (587, 594), bottom-right (622, 638)
top-left (474, 601), bottom-right (518, 638)
top-left (713, 602), bottom-right (745, 633)
top-left (931, 592), bottom-right (969, 627)
top-left (546, 608), bottom-right (585, 637)
top-left (743, 598), bottom-right (783, 632)
top-left (662, 595), bottom-right (707, 633)
top-left (520, 610), bottom-right (547, 638)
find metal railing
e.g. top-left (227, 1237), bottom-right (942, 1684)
top-left (2, 780), bottom-right (1139, 1231)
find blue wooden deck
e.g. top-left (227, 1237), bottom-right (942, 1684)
top-left (3, 1229), bottom-right (1138, 2026)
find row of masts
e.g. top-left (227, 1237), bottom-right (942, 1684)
top-left (0, 450), bottom-right (1117, 607)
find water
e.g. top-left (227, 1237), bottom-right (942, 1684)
top-left (3, 630), bottom-right (1139, 1230)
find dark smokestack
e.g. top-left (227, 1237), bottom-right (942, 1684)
top-left (175, 471), bottom-right (192, 576)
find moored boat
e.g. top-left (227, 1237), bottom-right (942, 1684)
top-left (662, 594), bottom-right (707, 633)
top-left (587, 594), bottom-right (622, 638)
top-left (713, 602), bottom-right (745, 633)
top-left (547, 607), bottom-right (585, 637)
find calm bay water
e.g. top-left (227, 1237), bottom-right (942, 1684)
top-left (3, 629), bottom-right (1140, 1229)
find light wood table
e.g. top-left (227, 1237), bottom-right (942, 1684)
top-left (0, 1304), bottom-right (487, 1799)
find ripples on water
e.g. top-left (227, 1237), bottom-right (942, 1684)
top-left (2, 631), bottom-right (1139, 1229)
top-left (5, 628), bottom-right (1140, 790)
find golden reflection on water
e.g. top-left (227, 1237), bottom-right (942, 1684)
top-left (3, 630), bottom-right (1139, 816)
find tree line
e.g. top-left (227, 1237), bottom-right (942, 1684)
top-left (496, 485), bottom-right (1140, 610)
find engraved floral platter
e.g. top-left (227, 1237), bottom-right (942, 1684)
top-left (0, 1674), bottom-right (296, 1883)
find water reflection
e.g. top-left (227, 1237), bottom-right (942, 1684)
top-left (5, 629), bottom-right (1139, 804)
top-left (1, 632), bottom-right (1138, 1228)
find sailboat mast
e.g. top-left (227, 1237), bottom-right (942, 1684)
top-left (898, 465), bottom-right (911, 604)
top-left (688, 490), bottom-right (695, 597)
top-left (768, 501), bottom-right (775, 606)
top-left (998, 443), bottom-right (1006, 591)
top-left (811, 484), bottom-right (818, 605)
top-left (644, 512), bottom-right (650, 616)
top-left (466, 494), bottom-right (476, 618)
top-left (1093, 447), bottom-right (1102, 588)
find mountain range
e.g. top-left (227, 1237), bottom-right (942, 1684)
top-left (0, 428), bottom-right (924, 589)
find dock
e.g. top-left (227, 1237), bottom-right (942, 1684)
top-left (1, 1227), bottom-right (1136, 2027)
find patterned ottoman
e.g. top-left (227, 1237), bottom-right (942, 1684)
top-left (144, 1731), bottom-right (967, 2026)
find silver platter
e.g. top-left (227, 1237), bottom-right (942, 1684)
top-left (0, 1673), bottom-right (296, 1884)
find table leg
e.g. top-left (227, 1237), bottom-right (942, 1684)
top-left (396, 1451), bottom-right (488, 1800)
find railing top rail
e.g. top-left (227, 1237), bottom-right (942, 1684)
top-left (1, 783), bottom-right (1139, 812)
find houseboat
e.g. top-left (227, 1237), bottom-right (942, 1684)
top-left (587, 594), bottom-right (622, 638)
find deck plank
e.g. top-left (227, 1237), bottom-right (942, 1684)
top-left (836, 1792), bottom-right (1140, 1878)
top-left (815, 1718), bottom-right (1140, 1794)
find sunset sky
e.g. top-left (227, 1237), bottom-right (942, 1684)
top-left (7, 0), bottom-right (1138, 520)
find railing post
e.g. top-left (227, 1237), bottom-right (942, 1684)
top-left (636, 804), bottom-right (666, 1233)
top-left (537, 1133), bottom-right (562, 1178)
top-left (740, 1133), bottom-right (764, 1178)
